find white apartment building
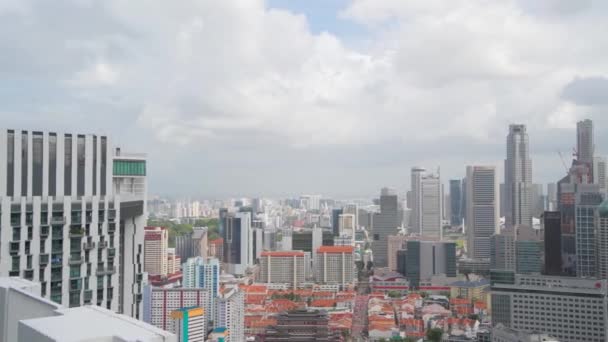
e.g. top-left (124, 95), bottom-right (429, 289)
top-left (144, 226), bottom-right (168, 276)
top-left (215, 286), bottom-right (244, 342)
top-left (315, 245), bottom-right (356, 288)
top-left (466, 165), bottom-right (499, 259)
top-left (182, 256), bottom-right (219, 327)
top-left (259, 251), bottom-right (307, 288)
top-left (0, 129), bottom-right (147, 318)
top-left (142, 286), bottom-right (209, 334)
top-left (492, 274), bottom-right (608, 342)
top-left (171, 307), bottom-right (205, 342)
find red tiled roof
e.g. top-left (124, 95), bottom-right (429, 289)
top-left (260, 251), bottom-right (305, 257)
top-left (317, 245), bottom-right (354, 253)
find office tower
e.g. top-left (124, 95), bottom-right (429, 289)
top-left (371, 188), bottom-right (399, 267)
top-left (405, 240), bottom-right (456, 288)
top-left (143, 286), bottom-right (209, 333)
top-left (593, 156), bottom-right (608, 192)
top-left (575, 187), bottom-right (603, 277)
top-left (331, 208), bottom-right (342, 236)
top-left (215, 287), bottom-right (244, 342)
top-left (259, 251), bottom-right (307, 288)
top-left (449, 179), bottom-right (463, 226)
top-left (291, 230), bottom-right (333, 252)
top-left (387, 234), bottom-right (408, 271)
top-left (499, 183), bottom-right (507, 219)
top-left (300, 195), bottom-right (321, 211)
top-left (218, 208), bottom-right (228, 236)
top-left (490, 229), bottom-right (516, 271)
top-left (208, 238), bottom-right (223, 261)
top-left (343, 203), bottom-right (359, 228)
top-left (0, 129), bottom-right (146, 318)
top-left (596, 200), bottom-right (608, 278)
top-left (543, 211), bottom-right (562, 275)
top-left (222, 212), bottom-right (251, 276)
top-left (252, 197), bottom-right (263, 214)
top-left (264, 309), bottom-right (341, 341)
top-left (514, 226), bottom-right (543, 274)
top-left (504, 124), bottom-right (533, 229)
top-left (251, 226), bottom-right (263, 263)
top-left (315, 246), bottom-right (356, 289)
top-left (396, 250), bottom-right (407, 276)
top-left (171, 307), bottom-right (206, 342)
top-left (144, 226), bottom-right (169, 276)
top-left (466, 166), bottom-right (500, 259)
top-left (492, 273), bottom-right (607, 342)
top-left (531, 183), bottom-right (544, 218)
top-left (175, 227), bottom-right (208, 262)
top-left (547, 183), bottom-right (558, 211)
top-left (411, 167), bottom-right (442, 238)
top-left (577, 119), bottom-right (594, 173)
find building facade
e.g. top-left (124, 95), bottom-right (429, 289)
top-left (142, 286), bottom-right (209, 334)
top-left (222, 212), bottom-right (252, 276)
top-left (411, 167), bottom-right (443, 239)
top-left (315, 245), bottom-right (356, 288)
top-left (492, 273), bottom-right (608, 342)
top-left (450, 179), bottom-right (463, 226)
top-left (387, 234), bottom-right (408, 271)
top-left (371, 188), bottom-right (399, 267)
top-left (466, 165), bottom-right (500, 259)
top-left (182, 256), bottom-right (219, 326)
top-left (0, 129), bottom-right (147, 318)
top-left (259, 251), bottom-right (307, 288)
top-left (144, 226), bottom-right (168, 276)
top-left (543, 211), bottom-right (562, 275)
top-left (175, 227), bottom-right (208, 262)
top-left (504, 124), bottom-right (533, 229)
top-left (405, 240), bottom-right (456, 288)
top-left (215, 287), bottom-right (244, 342)
top-left (171, 307), bottom-right (206, 342)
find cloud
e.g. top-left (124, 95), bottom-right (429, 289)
top-left (561, 76), bottom-right (608, 106)
top-left (1, 0), bottom-right (608, 195)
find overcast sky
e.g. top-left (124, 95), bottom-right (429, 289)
top-left (1, 0), bottom-right (608, 199)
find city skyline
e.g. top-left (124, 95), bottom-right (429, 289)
top-left (2, 1), bottom-right (608, 197)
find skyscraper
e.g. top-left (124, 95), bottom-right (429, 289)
top-left (449, 179), bottom-right (463, 226)
top-left (577, 119), bottom-right (594, 174)
top-left (371, 188), bottom-right (399, 267)
top-left (593, 156), bottom-right (607, 192)
top-left (215, 287), bottom-right (244, 342)
top-left (182, 256), bottom-right (220, 326)
top-left (596, 199), bottom-right (608, 279)
top-left (331, 208), bottom-right (343, 237)
top-left (574, 187), bottom-right (603, 277)
top-left (411, 167), bottom-right (442, 238)
top-left (0, 129), bottom-right (147, 318)
top-left (466, 166), bottom-right (499, 259)
top-left (171, 307), bottom-right (206, 342)
top-left (222, 212), bottom-right (252, 276)
top-left (404, 240), bottom-right (456, 288)
top-left (504, 124), bottom-right (533, 229)
top-left (144, 227), bottom-right (169, 276)
top-left (543, 211), bottom-right (562, 275)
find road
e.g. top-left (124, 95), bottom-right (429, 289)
top-left (352, 269), bottom-right (371, 341)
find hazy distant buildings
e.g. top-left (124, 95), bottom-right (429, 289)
top-left (504, 124), bottom-right (533, 229)
top-left (175, 227), bottom-right (208, 262)
top-left (411, 167), bottom-right (443, 239)
top-left (387, 234), bottom-right (408, 271)
top-left (331, 208), bottom-right (343, 236)
top-left (594, 156), bottom-right (608, 192)
top-left (577, 119), bottom-right (594, 175)
top-left (371, 188), bottom-right (400, 267)
top-left (466, 166), bottom-right (499, 259)
top-left (144, 227), bottom-right (169, 276)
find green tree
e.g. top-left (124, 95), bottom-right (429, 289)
top-left (387, 290), bottom-right (401, 298)
top-left (426, 328), bottom-right (443, 342)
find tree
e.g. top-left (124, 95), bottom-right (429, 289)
top-left (426, 328), bottom-right (443, 342)
top-left (387, 290), bottom-right (401, 298)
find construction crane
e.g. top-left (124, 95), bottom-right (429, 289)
top-left (557, 150), bottom-right (569, 173)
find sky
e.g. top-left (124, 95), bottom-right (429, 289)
top-left (1, 0), bottom-right (608, 199)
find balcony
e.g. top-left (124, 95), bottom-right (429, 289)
top-left (51, 244), bottom-right (63, 254)
top-left (69, 228), bottom-right (84, 238)
top-left (84, 289), bottom-right (93, 303)
top-left (69, 255), bottom-right (83, 265)
top-left (83, 241), bottom-right (95, 250)
top-left (51, 255), bottom-right (63, 268)
top-left (9, 242), bottom-right (19, 255)
top-left (108, 223), bottom-right (116, 234)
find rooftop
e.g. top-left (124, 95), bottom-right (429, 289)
top-left (317, 245), bottom-right (354, 253)
top-left (261, 250), bottom-right (305, 257)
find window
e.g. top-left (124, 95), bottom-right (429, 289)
top-left (65, 134), bottom-right (72, 195)
top-left (32, 132), bottom-right (43, 196)
top-left (7, 130), bottom-right (14, 196)
top-left (21, 131), bottom-right (28, 196)
top-left (113, 160), bottom-right (146, 176)
top-left (92, 136), bottom-right (97, 195)
top-left (77, 135), bottom-right (85, 196)
top-left (100, 137), bottom-right (106, 196)
top-left (49, 133), bottom-right (57, 195)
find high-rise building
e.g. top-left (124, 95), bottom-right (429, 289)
top-left (338, 213), bottom-right (356, 244)
top-left (215, 287), bottom-right (244, 342)
top-left (449, 179), bottom-right (463, 226)
top-left (593, 156), bottom-right (607, 192)
top-left (175, 227), bottom-right (208, 262)
top-left (491, 226), bottom-right (542, 274)
top-left (504, 124), bottom-right (533, 229)
top-left (543, 211), bottom-right (562, 275)
top-left (371, 188), bottom-right (399, 267)
top-left (596, 199), bottom-right (608, 279)
top-left (411, 167), bottom-right (442, 238)
top-left (387, 234), bottom-right (408, 271)
top-left (222, 212), bottom-right (252, 276)
top-left (490, 229), bottom-right (516, 272)
top-left (0, 129), bottom-right (147, 318)
top-left (577, 119), bottom-right (594, 175)
top-left (575, 187), bottom-right (603, 277)
top-left (492, 273), bottom-right (607, 342)
top-left (315, 245), bottom-right (356, 289)
top-left (404, 240), bottom-right (456, 288)
top-left (144, 226), bottom-right (169, 276)
top-left (466, 166), bottom-right (499, 259)
top-left (259, 251), bottom-right (307, 288)
top-left (143, 286), bottom-right (209, 333)
top-left (182, 256), bottom-right (219, 326)
top-left (331, 208), bottom-right (342, 237)
top-left (546, 183), bottom-right (558, 211)
top-left (264, 309), bottom-right (341, 341)
top-left (171, 307), bottom-right (206, 342)
top-left (531, 183), bottom-right (545, 218)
